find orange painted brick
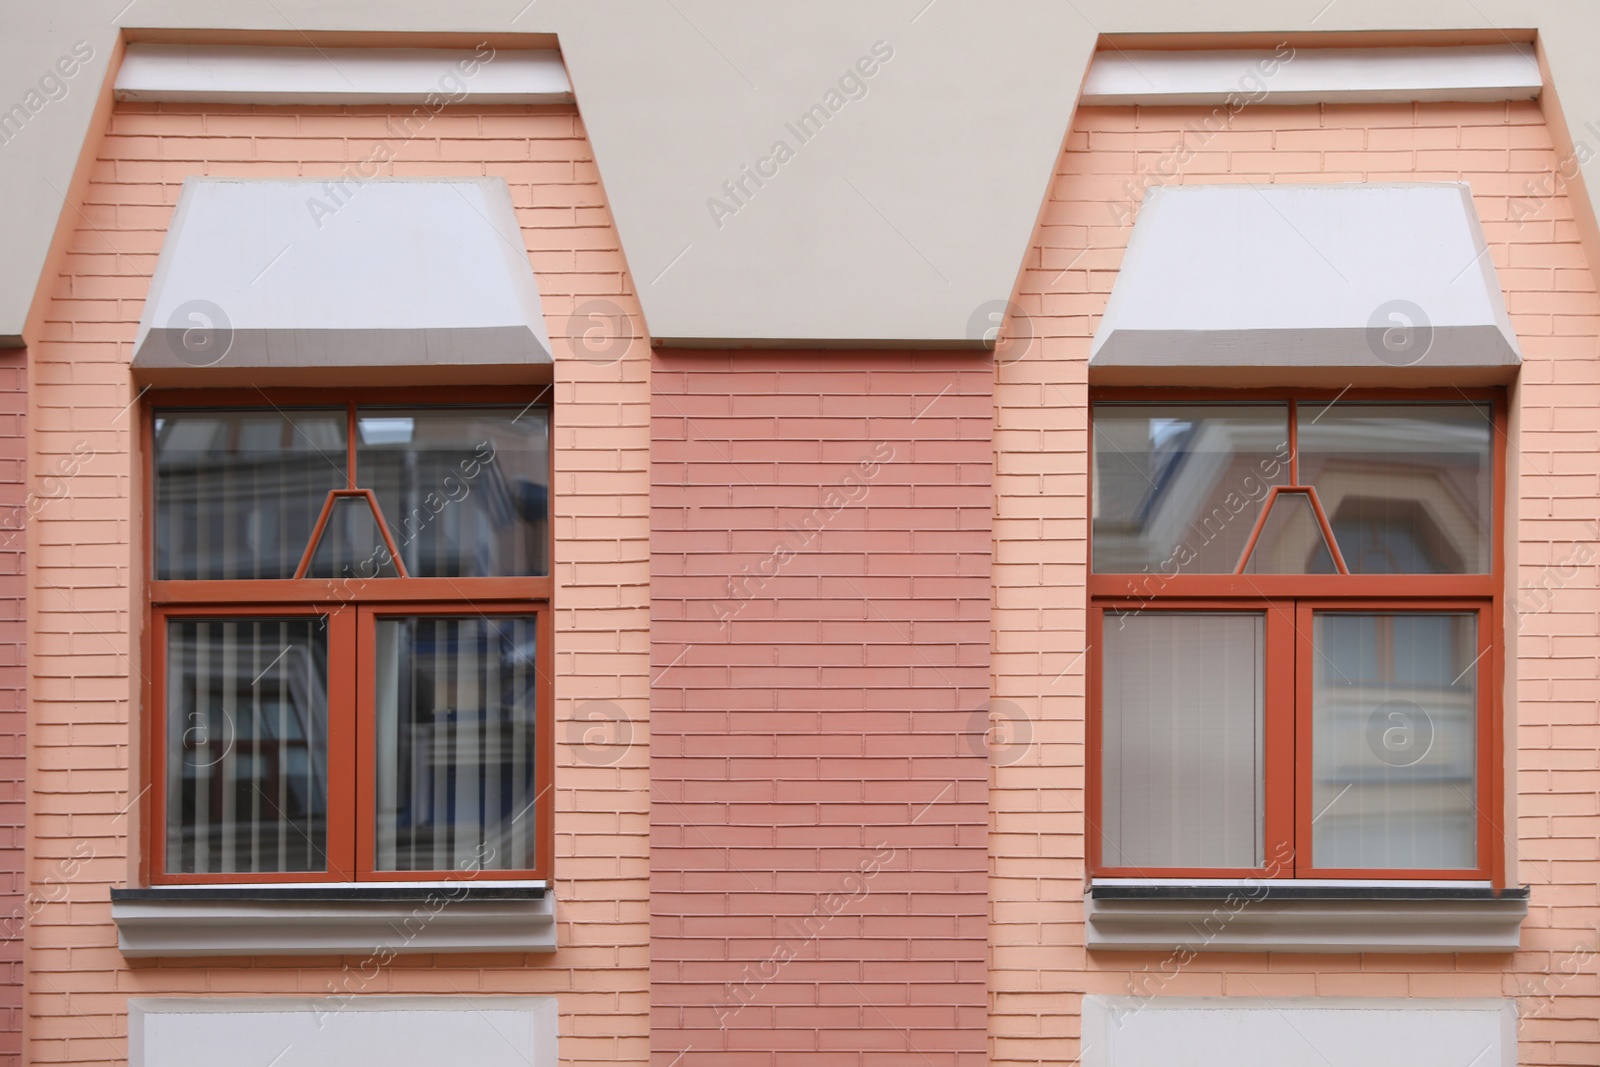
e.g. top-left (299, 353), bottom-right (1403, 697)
top-left (27, 100), bottom-right (651, 1067)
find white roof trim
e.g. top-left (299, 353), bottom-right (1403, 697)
top-left (133, 177), bottom-right (553, 370)
top-left (1089, 183), bottom-right (1521, 372)
top-left (1083, 46), bottom-right (1540, 106)
top-left (114, 44), bottom-right (572, 105)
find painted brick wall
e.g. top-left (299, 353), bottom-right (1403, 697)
top-left (28, 102), bottom-right (650, 1065)
top-left (0, 349), bottom-right (24, 1067)
top-left (649, 353), bottom-right (992, 1066)
top-left (991, 99), bottom-right (1600, 1066)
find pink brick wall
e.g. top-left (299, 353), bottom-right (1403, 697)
top-left (28, 102), bottom-right (650, 1065)
top-left (0, 350), bottom-right (24, 1067)
top-left (991, 99), bottom-right (1600, 1066)
top-left (649, 353), bottom-right (992, 1066)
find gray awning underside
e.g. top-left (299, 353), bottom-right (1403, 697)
top-left (1090, 183), bottom-right (1521, 370)
top-left (133, 177), bottom-right (553, 370)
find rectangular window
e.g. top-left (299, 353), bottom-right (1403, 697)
top-left (1309, 611), bottom-right (1479, 871)
top-left (370, 614), bottom-right (542, 873)
top-left (148, 392), bottom-right (553, 884)
top-left (163, 616), bottom-right (330, 875)
top-left (1088, 391), bottom-right (1501, 881)
top-left (1101, 612), bottom-right (1266, 870)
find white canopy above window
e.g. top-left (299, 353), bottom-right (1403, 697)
top-left (1089, 183), bottom-right (1521, 373)
top-left (133, 177), bottom-right (553, 371)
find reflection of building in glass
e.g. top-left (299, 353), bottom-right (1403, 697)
top-left (154, 408), bottom-right (551, 582)
top-left (1094, 406), bottom-right (1289, 573)
top-left (1313, 613), bottom-right (1479, 870)
top-left (1094, 403), bottom-right (1491, 575)
top-left (374, 616), bottom-right (541, 873)
top-left (166, 620), bottom-right (329, 875)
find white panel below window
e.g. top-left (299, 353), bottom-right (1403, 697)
top-left (1082, 996), bottom-right (1515, 1067)
top-left (130, 997), bottom-right (558, 1067)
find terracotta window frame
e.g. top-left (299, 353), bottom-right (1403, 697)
top-left (141, 387), bottom-right (555, 886)
top-left (1086, 387), bottom-right (1506, 887)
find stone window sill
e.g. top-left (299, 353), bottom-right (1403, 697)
top-left (1085, 883), bottom-right (1529, 954)
top-left (110, 882), bottom-right (554, 958)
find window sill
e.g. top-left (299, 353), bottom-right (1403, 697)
top-left (1085, 882), bottom-right (1528, 954)
top-left (109, 882), bottom-right (555, 958)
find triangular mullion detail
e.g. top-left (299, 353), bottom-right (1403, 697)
top-left (1236, 487), bottom-right (1347, 575)
top-left (293, 489), bottom-right (409, 580)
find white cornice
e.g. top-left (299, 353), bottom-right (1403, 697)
top-left (1083, 46), bottom-right (1540, 106)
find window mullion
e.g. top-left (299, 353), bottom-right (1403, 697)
top-left (325, 606), bottom-right (361, 882)
top-left (1264, 600), bottom-right (1300, 876)
top-left (1287, 397), bottom-right (1299, 484)
top-left (1290, 599), bottom-right (1316, 877)
top-left (346, 402), bottom-right (358, 490)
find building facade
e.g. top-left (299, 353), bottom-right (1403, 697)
top-left (3, 8), bottom-right (1600, 1067)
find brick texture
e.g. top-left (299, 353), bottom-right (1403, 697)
top-left (991, 99), bottom-right (1600, 1066)
top-left (649, 353), bottom-right (992, 1066)
top-left (0, 349), bottom-right (24, 1067)
top-left (28, 102), bottom-right (650, 1065)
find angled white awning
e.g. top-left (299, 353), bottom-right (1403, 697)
top-left (1090, 183), bottom-right (1521, 372)
top-left (133, 177), bottom-right (553, 371)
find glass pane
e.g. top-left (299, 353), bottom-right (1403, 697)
top-left (1101, 612), bottom-right (1264, 868)
top-left (165, 617), bottom-right (329, 874)
top-left (1298, 403), bottom-right (1492, 574)
top-left (1312, 613), bottom-right (1478, 870)
top-left (1093, 404), bottom-right (1290, 574)
top-left (154, 409), bottom-right (347, 580)
top-left (357, 407), bottom-right (549, 577)
top-left (1241, 492), bottom-right (1337, 574)
top-left (375, 615), bottom-right (540, 871)
top-left (304, 496), bottom-right (400, 579)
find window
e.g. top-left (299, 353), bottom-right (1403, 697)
top-left (146, 392), bottom-right (552, 884)
top-left (1088, 391), bottom-right (1501, 880)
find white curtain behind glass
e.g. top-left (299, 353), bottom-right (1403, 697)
top-left (1102, 613), bottom-right (1264, 869)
